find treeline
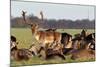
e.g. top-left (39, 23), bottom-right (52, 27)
top-left (11, 15), bottom-right (95, 29)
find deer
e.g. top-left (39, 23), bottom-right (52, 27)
top-left (60, 33), bottom-right (73, 55)
top-left (37, 41), bottom-right (66, 60)
top-left (11, 35), bottom-right (33, 61)
top-left (22, 11), bottom-right (62, 50)
top-left (11, 35), bottom-right (18, 51)
top-left (71, 43), bottom-right (95, 60)
top-left (72, 29), bottom-right (90, 50)
top-left (11, 48), bottom-right (33, 61)
top-left (70, 30), bottom-right (95, 60)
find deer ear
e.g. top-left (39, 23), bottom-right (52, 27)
top-left (92, 34), bottom-right (94, 39)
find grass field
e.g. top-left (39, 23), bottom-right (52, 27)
top-left (11, 28), bottom-right (95, 66)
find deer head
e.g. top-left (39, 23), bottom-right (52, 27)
top-left (22, 10), bottom-right (39, 34)
top-left (31, 23), bottom-right (39, 34)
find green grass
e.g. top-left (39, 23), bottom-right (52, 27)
top-left (11, 28), bottom-right (95, 66)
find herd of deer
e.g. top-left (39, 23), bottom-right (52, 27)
top-left (11, 11), bottom-right (95, 61)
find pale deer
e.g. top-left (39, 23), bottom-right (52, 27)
top-left (22, 11), bottom-right (61, 48)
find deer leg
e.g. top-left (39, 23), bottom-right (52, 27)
top-left (38, 46), bottom-right (43, 54)
top-left (57, 54), bottom-right (66, 60)
top-left (37, 43), bottom-right (47, 59)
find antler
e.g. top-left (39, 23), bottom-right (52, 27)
top-left (22, 10), bottom-right (33, 25)
top-left (40, 11), bottom-right (43, 21)
top-left (22, 10), bottom-right (26, 22)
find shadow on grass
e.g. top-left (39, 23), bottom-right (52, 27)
top-left (10, 55), bottom-right (95, 67)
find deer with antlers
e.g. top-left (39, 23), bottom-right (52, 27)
top-left (21, 11), bottom-right (66, 59)
top-left (22, 11), bottom-right (62, 49)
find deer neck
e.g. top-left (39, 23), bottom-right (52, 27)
top-left (31, 28), bottom-right (40, 41)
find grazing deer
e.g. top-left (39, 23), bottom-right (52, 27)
top-left (22, 11), bottom-right (61, 48)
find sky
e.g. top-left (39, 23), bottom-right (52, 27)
top-left (11, 1), bottom-right (95, 20)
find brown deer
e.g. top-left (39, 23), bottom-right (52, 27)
top-left (70, 31), bottom-right (95, 60)
top-left (11, 36), bottom-right (33, 61)
top-left (71, 43), bottom-right (95, 60)
top-left (38, 42), bottom-right (65, 60)
top-left (11, 48), bottom-right (33, 61)
top-left (22, 11), bottom-right (61, 48)
top-left (60, 33), bottom-right (73, 55)
top-left (11, 35), bottom-right (18, 51)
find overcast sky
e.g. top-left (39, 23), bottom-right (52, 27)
top-left (11, 1), bottom-right (95, 20)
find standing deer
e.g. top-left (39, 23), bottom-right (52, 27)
top-left (21, 11), bottom-right (68, 60)
top-left (22, 11), bottom-right (61, 50)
